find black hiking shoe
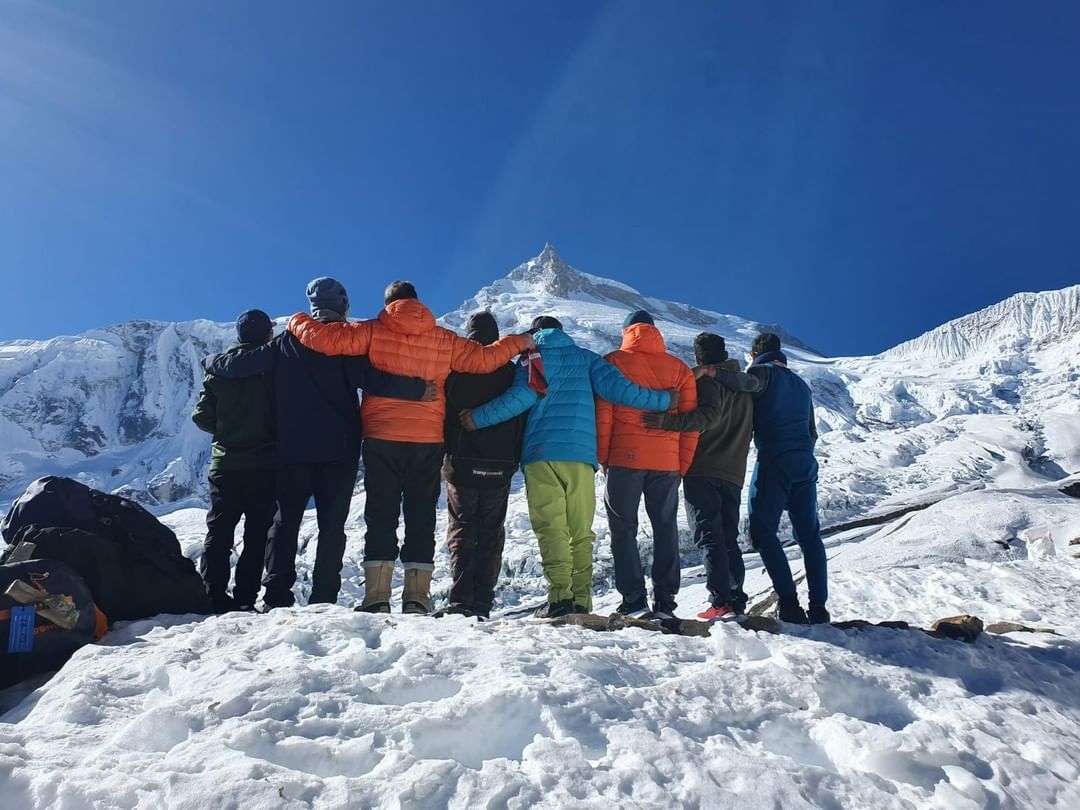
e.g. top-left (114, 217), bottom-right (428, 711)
top-left (535, 600), bottom-right (576, 619)
top-left (808, 603), bottom-right (831, 624)
top-left (573, 604), bottom-right (590, 615)
top-left (615, 601), bottom-right (651, 619)
top-left (434, 605), bottom-right (476, 618)
top-left (777, 600), bottom-right (809, 624)
top-left (402, 601), bottom-right (429, 616)
top-left (354, 602), bottom-right (391, 614)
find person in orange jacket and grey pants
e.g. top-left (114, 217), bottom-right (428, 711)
top-left (287, 281), bottom-right (534, 615)
top-left (597, 310), bottom-right (699, 620)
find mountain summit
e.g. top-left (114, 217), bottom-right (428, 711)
top-left (442, 246), bottom-right (811, 355)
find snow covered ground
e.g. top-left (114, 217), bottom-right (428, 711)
top-left (2, 480), bottom-right (1079, 809)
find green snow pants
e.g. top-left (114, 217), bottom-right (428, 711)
top-left (524, 461), bottom-right (597, 611)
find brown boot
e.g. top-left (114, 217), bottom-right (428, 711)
top-left (356, 561), bottom-right (393, 613)
top-left (402, 566), bottom-right (433, 615)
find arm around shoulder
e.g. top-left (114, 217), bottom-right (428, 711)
top-left (449, 332), bottom-right (530, 374)
top-left (470, 365), bottom-right (538, 429)
top-left (589, 355), bottom-right (671, 411)
top-left (716, 367), bottom-right (766, 396)
top-left (288, 313), bottom-right (373, 356)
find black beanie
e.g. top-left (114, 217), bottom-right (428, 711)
top-left (236, 309), bottom-right (273, 344)
top-left (465, 311), bottom-right (499, 346)
top-left (530, 315), bottom-right (563, 332)
top-left (693, 332), bottom-right (728, 365)
top-left (306, 277), bottom-right (349, 315)
top-left (623, 309), bottom-right (655, 328)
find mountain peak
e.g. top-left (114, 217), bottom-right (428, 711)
top-left (508, 244), bottom-right (585, 298)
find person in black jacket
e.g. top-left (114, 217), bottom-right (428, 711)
top-left (202, 278), bottom-right (436, 609)
top-left (440, 312), bottom-right (525, 618)
top-left (192, 309), bottom-right (278, 612)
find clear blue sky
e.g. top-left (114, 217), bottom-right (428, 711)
top-left (2, 1), bottom-right (1077, 355)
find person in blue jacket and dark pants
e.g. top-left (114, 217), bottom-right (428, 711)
top-left (715, 332), bottom-right (829, 624)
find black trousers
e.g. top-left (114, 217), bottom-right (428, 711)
top-left (263, 457), bottom-right (359, 607)
top-left (202, 468), bottom-right (277, 608)
top-left (683, 476), bottom-right (747, 611)
top-left (604, 466), bottom-right (682, 614)
top-left (446, 482), bottom-right (511, 617)
top-left (362, 439), bottom-right (444, 566)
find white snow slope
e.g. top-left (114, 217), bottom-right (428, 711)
top-left (1, 246), bottom-right (1079, 809)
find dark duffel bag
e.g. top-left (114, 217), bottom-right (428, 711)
top-left (1, 559), bottom-right (108, 689)
top-left (3, 476), bottom-right (180, 560)
top-left (1, 477), bottom-right (211, 619)
top-left (4, 525), bottom-right (211, 621)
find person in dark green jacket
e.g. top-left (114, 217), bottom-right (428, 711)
top-left (644, 333), bottom-right (754, 620)
top-left (192, 309), bottom-right (277, 612)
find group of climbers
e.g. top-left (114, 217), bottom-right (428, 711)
top-left (193, 278), bottom-right (829, 624)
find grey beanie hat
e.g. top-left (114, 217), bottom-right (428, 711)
top-left (306, 277), bottom-right (349, 315)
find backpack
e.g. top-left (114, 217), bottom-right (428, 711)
top-left (1, 559), bottom-right (108, 688)
top-left (1, 477), bottom-right (211, 620)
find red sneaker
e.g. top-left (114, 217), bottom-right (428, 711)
top-left (698, 604), bottom-right (735, 621)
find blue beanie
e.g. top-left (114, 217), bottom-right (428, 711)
top-left (306, 277), bottom-right (349, 315)
top-left (236, 309), bottom-right (273, 344)
top-left (623, 309), bottom-right (655, 328)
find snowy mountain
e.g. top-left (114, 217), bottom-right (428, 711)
top-left (2, 248), bottom-right (1080, 808)
top-left (1, 246), bottom-right (1078, 535)
top-left (0, 319), bottom-right (237, 508)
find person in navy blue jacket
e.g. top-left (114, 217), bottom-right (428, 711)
top-left (714, 332), bottom-right (829, 625)
top-left (202, 278), bottom-right (435, 609)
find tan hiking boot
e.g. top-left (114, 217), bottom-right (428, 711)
top-left (356, 561), bottom-right (393, 613)
top-left (402, 566), bottom-right (433, 615)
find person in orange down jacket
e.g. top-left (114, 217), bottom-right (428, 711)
top-left (287, 281), bottom-right (534, 615)
top-left (597, 310), bottom-right (698, 620)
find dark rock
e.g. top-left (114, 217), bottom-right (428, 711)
top-left (929, 615), bottom-right (983, 643)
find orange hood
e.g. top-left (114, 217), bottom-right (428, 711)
top-left (379, 298), bottom-right (437, 336)
top-left (619, 323), bottom-right (666, 354)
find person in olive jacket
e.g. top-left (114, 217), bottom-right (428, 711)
top-left (192, 309), bottom-right (278, 613)
top-left (201, 280), bottom-right (435, 610)
top-left (440, 312), bottom-right (526, 619)
top-left (643, 332), bottom-right (754, 620)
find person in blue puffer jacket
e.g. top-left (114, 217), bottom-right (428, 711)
top-left (713, 332), bottom-right (829, 625)
top-left (459, 316), bottom-right (676, 619)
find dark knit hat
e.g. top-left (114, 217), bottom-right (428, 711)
top-left (465, 311), bottom-right (499, 346)
top-left (752, 332), bottom-right (782, 356)
top-left (623, 309), bottom-right (655, 328)
top-left (693, 332), bottom-right (728, 365)
top-left (530, 315), bottom-right (563, 332)
top-left (306, 277), bottom-right (349, 315)
top-left (236, 309), bottom-right (273, 344)
top-left (384, 280), bottom-right (418, 305)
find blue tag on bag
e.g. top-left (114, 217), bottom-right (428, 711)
top-left (7, 606), bottom-right (36, 654)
